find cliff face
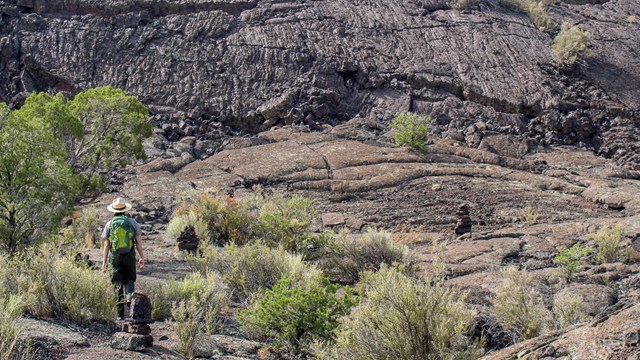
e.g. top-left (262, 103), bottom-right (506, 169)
top-left (0, 0), bottom-right (638, 168)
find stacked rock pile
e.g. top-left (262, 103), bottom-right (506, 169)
top-left (110, 292), bottom-right (154, 352)
top-left (454, 204), bottom-right (472, 235)
top-left (176, 225), bottom-right (199, 252)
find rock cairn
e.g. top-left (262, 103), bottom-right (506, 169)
top-left (176, 225), bottom-right (199, 252)
top-left (454, 204), bottom-right (472, 235)
top-left (111, 292), bottom-right (154, 352)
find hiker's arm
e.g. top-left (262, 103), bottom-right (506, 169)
top-left (135, 236), bottom-right (145, 269)
top-left (101, 239), bottom-right (109, 272)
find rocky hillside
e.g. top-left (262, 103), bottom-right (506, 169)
top-left (1, 0), bottom-right (639, 168)
top-left (1, 0), bottom-right (640, 358)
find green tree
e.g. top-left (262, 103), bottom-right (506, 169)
top-left (0, 110), bottom-right (81, 254)
top-left (12, 87), bottom-right (152, 197)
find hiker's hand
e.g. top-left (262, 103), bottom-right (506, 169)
top-left (138, 258), bottom-right (145, 269)
top-left (101, 264), bottom-right (106, 273)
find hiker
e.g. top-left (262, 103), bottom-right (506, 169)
top-left (101, 197), bottom-right (145, 320)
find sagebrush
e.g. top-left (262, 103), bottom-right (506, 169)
top-left (492, 267), bottom-right (552, 342)
top-left (552, 23), bottom-right (592, 68)
top-left (315, 265), bottom-right (480, 360)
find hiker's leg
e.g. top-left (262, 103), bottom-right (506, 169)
top-left (123, 252), bottom-right (137, 309)
top-left (111, 255), bottom-right (126, 319)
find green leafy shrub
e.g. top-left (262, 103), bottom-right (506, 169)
top-left (186, 242), bottom-right (322, 303)
top-left (315, 265), bottom-right (480, 360)
top-left (552, 23), bottom-right (592, 68)
top-left (553, 292), bottom-right (588, 328)
top-left (171, 298), bottom-right (202, 359)
top-left (554, 242), bottom-right (592, 276)
top-left (590, 225), bottom-right (627, 264)
top-left (321, 228), bottom-right (414, 285)
top-left (492, 268), bottom-right (552, 341)
top-left (239, 277), bottom-right (357, 353)
top-left (142, 272), bottom-right (231, 333)
top-left (390, 112), bottom-right (430, 152)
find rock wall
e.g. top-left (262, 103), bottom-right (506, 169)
top-left (0, 0), bottom-right (638, 168)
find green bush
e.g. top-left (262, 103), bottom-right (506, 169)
top-left (492, 267), bottom-right (552, 341)
top-left (552, 23), bottom-right (592, 68)
top-left (321, 228), bottom-right (414, 285)
top-left (553, 292), bottom-right (588, 328)
top-left (171, 298), bottom-right (202, 359)
top-left (554, 242), bottom-right (592, 276)
top-left (239, 277), bottom-right (357, 353)
top-left (315, 265), bottom-right (480, 360)
top-left (186, 242), bottom-right (322, 303)
top-left (142, 272), bottom-right (231, 333)
top-left (590, 225), bottom-right (627, 264)
top-left (390, 112), bottom-right (430, 152)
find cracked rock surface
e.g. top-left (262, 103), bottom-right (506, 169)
top-left (0, 0), bottom-right (638, 168)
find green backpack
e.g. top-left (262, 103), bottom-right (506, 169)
top-left (109, 215), bottom-right (135, 255)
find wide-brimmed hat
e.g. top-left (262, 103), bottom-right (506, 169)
top-left (107, 197), bottom-right (132, 213)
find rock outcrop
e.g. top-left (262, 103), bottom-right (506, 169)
top-left (0, 0), bottom-right (638, 168)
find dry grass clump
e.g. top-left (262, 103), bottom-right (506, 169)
top-left (590, 224), bottom-right (628, 264)
top-left (171, 298), bottom-right (202, 359)
top-left (143, 272), bottom-right (231, 333)
top-left (553, 292), bottom-right (588, 328)
top-left (314, 265), bottom-right (481, 360)
top-left (492, 267), bottom-right (552, 342)
top-left (185, 242), bottom-right (322, 304)
top-left (320, 228), bottom-right (414, 285)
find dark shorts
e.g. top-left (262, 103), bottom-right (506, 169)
top-left (110, 251), bottom-right (137, 286)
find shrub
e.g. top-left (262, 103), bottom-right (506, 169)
top-left (65, 206), bottom-right (101, 248)
top-left (171, 299), bottom-right (202, 359)
top-left (521, 206), bottom-right (540, 226)
top-left (142, 272), bottom-right (231, 333)
top-left (492, 268), bottom-right (552, 341)
top-left (321, 228), bottom-right (414, 285)
top-left (0, 295), bottom-right (30, 360)
top-left (554, 242), bottom-right (592, 276)
top-left (590, 225), bottom-right (626, 264)
top-left (553, 292), bottom-right (588, 328)
top-left (552, 23), bottom-right (592, 68)
top-left (628, 15), bottom-right (637, 23)
top-left (167, 193), bottom-right (253, 246)
top-left (25, 249), bottom-right (117, 323)
top-left (527, 1), bottom-right (555, 31)
top-left (315, 265), bottom-right (480, 360)
top-left (186, 242), bottom-right (322, 303)
top-left (390, 112), bottom-right (430, 152)
top-left (239, 277), bottom-right (357, 353)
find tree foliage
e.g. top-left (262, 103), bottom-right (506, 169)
top-left (0, 86), bottom-right (151, 253)
top-left (12, 87), bottom-right (152, 196)
top-left (0, 111), bottom-right (80, 254)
